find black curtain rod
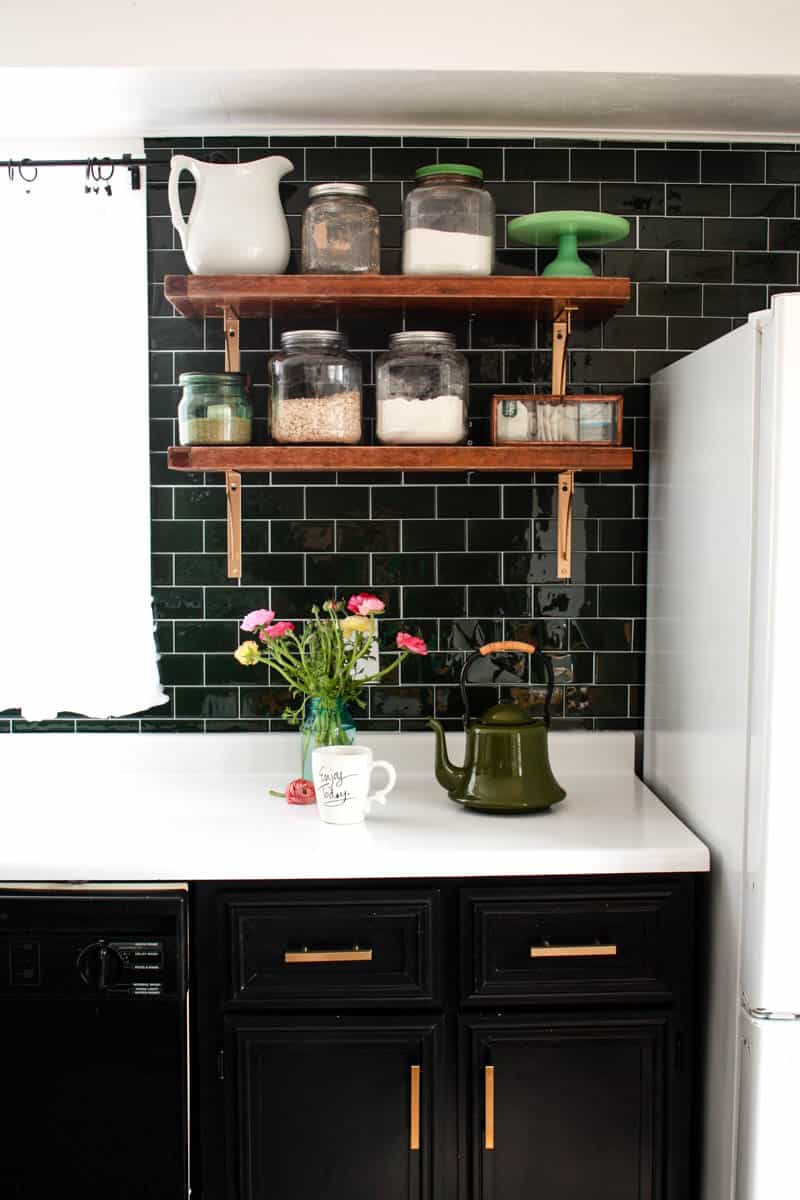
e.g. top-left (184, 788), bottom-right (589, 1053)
top-left (1, 154), bottom-right (147, 189)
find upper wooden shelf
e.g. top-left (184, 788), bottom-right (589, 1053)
top-left (164, 274), bottom-right (631, 321)
top-left (167, 444), bottom-right (633, 474)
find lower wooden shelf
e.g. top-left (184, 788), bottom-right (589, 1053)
top-left (167, 444), bottom-right (633, 473)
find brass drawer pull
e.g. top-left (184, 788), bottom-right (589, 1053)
top-left (484, 1065), bottom-right (495, 1151)
top-left (410, 1064), bottom-right (421, 1150)
top-left (530, 942), bottom-right (618, 959)
top-left (283, 946), bottom-right (373, 964)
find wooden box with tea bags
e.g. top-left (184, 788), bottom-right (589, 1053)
top-left (491, 394), bottom-right (623, 446)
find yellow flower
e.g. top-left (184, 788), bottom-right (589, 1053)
top-left (234, 640), bottom-right (261, 666)
top-left (340, 614), bottom-right (373, 637)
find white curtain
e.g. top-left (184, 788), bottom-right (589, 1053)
top-left (0, 139), bottom-right (167, 719)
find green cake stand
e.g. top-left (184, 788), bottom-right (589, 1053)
top-left (508, 210), bottom-right (630, 277)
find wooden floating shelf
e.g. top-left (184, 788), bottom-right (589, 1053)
top-left (167, 445), bottom-right (633, 473)
top-left (163, 272), bottom-right (634, 582)
top-left (164, 274), bottom-right (631, 321)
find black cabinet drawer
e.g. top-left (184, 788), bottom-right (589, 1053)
top-left (461, 881), bottom-right (692, 1005)
top-left (226, 889), bottom-right (441, 1008)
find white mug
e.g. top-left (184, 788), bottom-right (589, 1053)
top-left (312, 745), bottom-right (397, 826)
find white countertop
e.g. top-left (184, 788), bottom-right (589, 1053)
top-left (0, 732), bottom-right (709, 882)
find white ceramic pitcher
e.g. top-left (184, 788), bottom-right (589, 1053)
top-left (168, 155), bottom-right (294, 275)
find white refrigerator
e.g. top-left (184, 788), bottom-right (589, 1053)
top-left (644, 291), bottom-right (800, 1200)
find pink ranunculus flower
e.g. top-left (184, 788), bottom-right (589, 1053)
top-left (396, 632), bottom-right (428, 656)
top-left (347, 592), bottom-right (386, 616)
top-left (240, 608), bottom-right (275, 632)
top-left (286, 778), bottom-right (316, 805)
top-left (261, 620), bottom-right (295, 639)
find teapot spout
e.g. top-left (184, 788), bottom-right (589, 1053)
top-left (427, 719), bottom-right (467, 795)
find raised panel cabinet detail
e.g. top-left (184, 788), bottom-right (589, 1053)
top-left (227, 1014), bottom-right (444, 1200)
top-left (461, 881), bottom-right (693, 1005)
top-left (462, 1013), bottom-right (668, 1200)
top-left (226, 889), bottom-right (440, 1008)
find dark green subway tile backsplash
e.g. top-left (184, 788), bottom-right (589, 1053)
top-left (29, 131), bottom-right (794, 735)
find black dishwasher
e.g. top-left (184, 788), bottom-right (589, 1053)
top-left (0, 888), bottom-right (188, 1199)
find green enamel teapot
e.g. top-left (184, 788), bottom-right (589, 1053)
top-left (428, 641), bottom-right (566, 814)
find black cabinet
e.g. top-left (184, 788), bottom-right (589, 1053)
top-left (192, 875), bottom-right (702, 1200)
top-left (462, 1013), bottom-right (673, 1200)
top-left (226, 1014), bottom-right (445, 1200)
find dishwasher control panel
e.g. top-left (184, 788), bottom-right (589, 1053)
top-left (109, 940), bottom-right (165, 994)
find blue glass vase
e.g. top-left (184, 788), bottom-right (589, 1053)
top-left (301, 698), bottom-right (357, 782)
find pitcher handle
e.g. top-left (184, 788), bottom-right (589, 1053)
top-left (168, 155), bottom-right (200, 248)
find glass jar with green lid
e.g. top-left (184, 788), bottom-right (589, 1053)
top-left (402, 163), bottom-right (495, 276)
top-left (177, 373), bottom-right (252, 445)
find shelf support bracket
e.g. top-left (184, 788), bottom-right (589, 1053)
top-left (551, 304), bottom-right (577, 395)
top-left (226, 470), bottom-right (242, 580)
top-left (222, 305), bottom-right (241, 373)
top-left (557, 469), bottom-right (575, 580)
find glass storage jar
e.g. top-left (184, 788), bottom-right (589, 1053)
top-left (177, 372), bottom-right (252, 445)
top-left (402, 164), bottom-right (495, 276)
top-left (375, 331), bottom-right (468, 445)
top-left (269, 330), bottom-right (362, 444)
top-left (301, 183), bottom-right (380, 274)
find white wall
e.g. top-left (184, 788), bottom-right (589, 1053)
top-left (3, 0), bottom-right (800, 76)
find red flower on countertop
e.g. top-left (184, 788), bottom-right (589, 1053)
top-left (346, 592), bottom-right (386, 616)
top-left (396, 632), bottom-right (428, 656)
top-left (286, 778), bottom-right (316, 805)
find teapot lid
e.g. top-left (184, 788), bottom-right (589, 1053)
top-left (478, 702), bottom-right (536, 726)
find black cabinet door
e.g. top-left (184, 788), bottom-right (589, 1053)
top-left (462, 1013), bottom-right (673, 1200)
top-left (226, 1014), bottom-right (446, 1200)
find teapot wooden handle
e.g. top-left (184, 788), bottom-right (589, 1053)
top-left (460, 643), bottom-right (555, 728)
top-left (479, 640), bottom-right (536, 656)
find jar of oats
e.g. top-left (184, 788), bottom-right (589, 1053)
top-left (268, 330), bottom-right (362, 444)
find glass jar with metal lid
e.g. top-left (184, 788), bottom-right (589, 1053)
top-left (402, 164), bottom-right (495, 276)
top-left (269, 330), bottom-right (362, 444)
top-left (375, 331), bottom-right (468, 445)
top-left (177, 372), bottom-right (252, 445)
top-left (301, 183), bottom-right (381, 274)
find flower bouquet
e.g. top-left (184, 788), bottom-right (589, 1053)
top-left (234, 593), bottom-right (428, 797)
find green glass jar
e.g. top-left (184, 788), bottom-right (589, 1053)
top-left (300, 698), bottom-right (357, 782)
top-left (177, 372), bottom-right (252, 445)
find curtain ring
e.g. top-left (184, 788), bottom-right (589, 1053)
top-left (18, 160), bottom-right (37, 185)
top-left (91, 158), bottom-right (113, 182)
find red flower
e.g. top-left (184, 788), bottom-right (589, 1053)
top-left (286, 778), bottom-right (316, 805)
top-left (346, 592), bottom-right (385, 616)
top-left (260, 620), bottom-right (295, 640)
top-left (396, 632), bottom-right (428, 656)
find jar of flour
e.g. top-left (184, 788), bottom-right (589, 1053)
top-left (402, 164), bottom-right (494, 276)
top-left (376, 331), bottom-right (468, 444)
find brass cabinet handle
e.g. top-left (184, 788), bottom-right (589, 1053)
top-left (484, 1065), bottom-right (495, 1151)
top-left (410, 1064), bottom-right (421, 1150)
top-left (530, 942), bottom-right (617, 958)
top-left (283, 946), bottom-right (373, 964)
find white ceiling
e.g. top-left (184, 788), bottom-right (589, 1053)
top-left (1, 67), bottom-right (800, 142)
